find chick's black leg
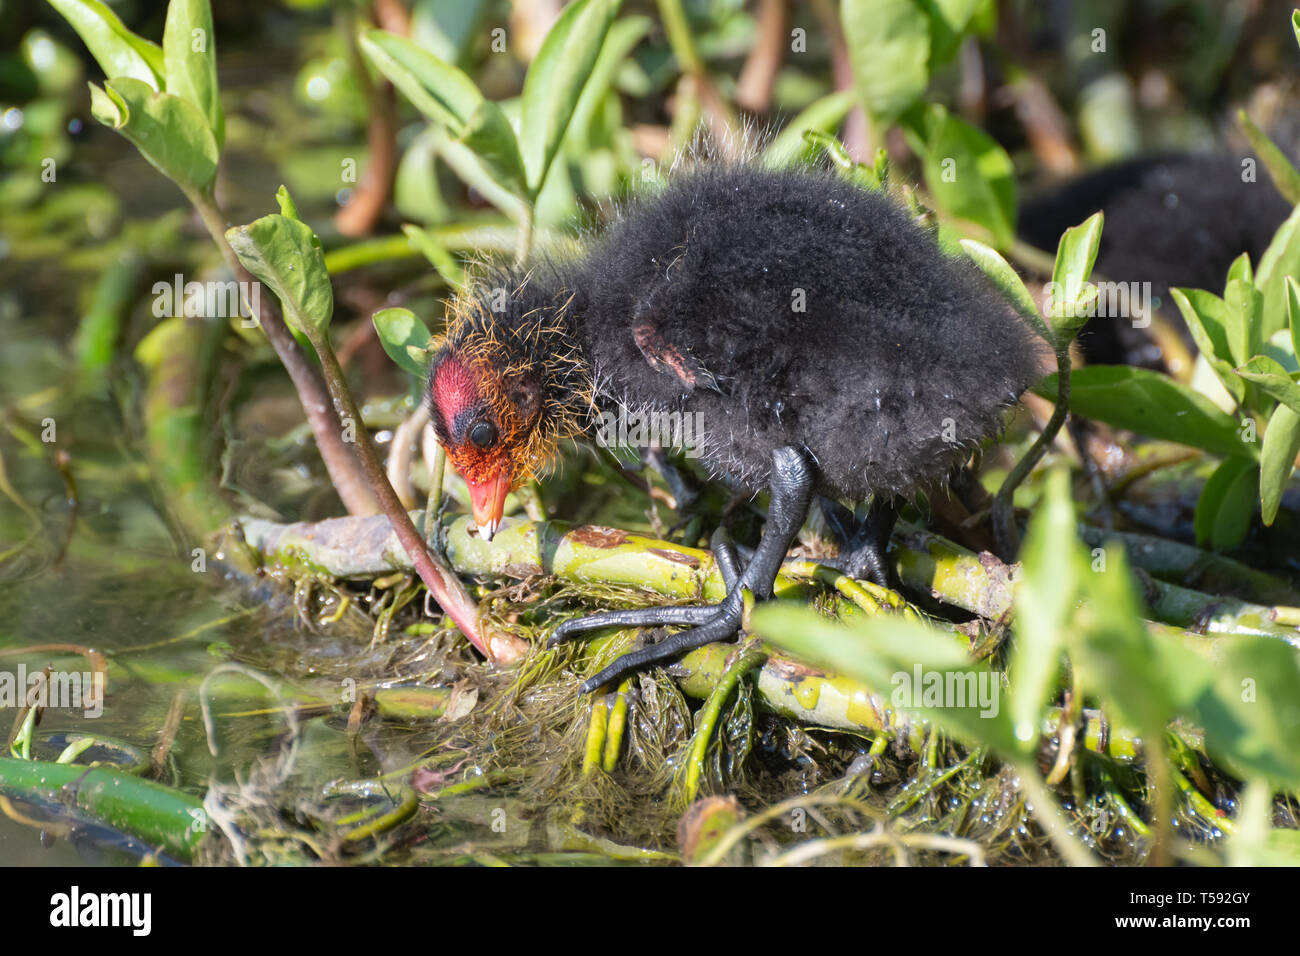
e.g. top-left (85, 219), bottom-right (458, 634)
top-left (550, 447), bottom-right (814, 693)
top-left (817, 495), bottom-right (900, 589)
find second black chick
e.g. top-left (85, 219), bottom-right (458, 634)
top-left (428, 165), bottom-right (1046, 691)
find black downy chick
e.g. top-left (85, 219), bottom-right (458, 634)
top-left (428, 165), bottom-right (1046, 692)
top-left (1019, 152), bottom-right (1290, 365)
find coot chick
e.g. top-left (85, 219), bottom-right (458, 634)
top-left (428, 165), bottom-right (1046, 691)
top-left (1018, 152), bottom-right (1290, 365)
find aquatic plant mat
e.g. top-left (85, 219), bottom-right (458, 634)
top-left (161, 507), bottom-right (1294, 867)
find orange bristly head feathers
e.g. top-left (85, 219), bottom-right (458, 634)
top-left (426, 269), bottom-right (594, 539)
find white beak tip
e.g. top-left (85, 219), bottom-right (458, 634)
top-left (476, 521), bottom-right (500, 541)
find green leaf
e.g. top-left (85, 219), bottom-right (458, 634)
top-left (456, 99), bottom-right (526, 194)
top-left (163, 0), bottom-right (223, 148)
top-left (89, 78), bottom-right (218, 193)
top-left (1260, 402), bottom-right (1300, 525)
top-left (1174, 634), bottom-right (1300, 788)
top-left (359, 29), bottom-right (482, 131)
top-left (760, 91), bottom-right (857, 169)
top-left (842, 0), bottom-right (931, 126)
top-left (1295, 8), bottom-right (1300, 49)
top-left (47, 0), bottom-right (165, 88)
top-left (402, 224), bottom-right (465, 289)
top-left (373, 308), bottom-right (434, 379)
top-left (751, 603), bottom-right (1021, 757)
top-left (1038, 365), bottom-right (1256, 461)
top-left (566, 16), bottom-right (651, 146)
top-left (518, 0), bottom-right (619, 193)
top-left (1236, 355), bottom-right (1300, 415)
top-left (1069, 545), bottom-right (1176, 742)
top-left (1009, 467), bottom-right (1080, 753)
top-left (907, 104), bottom-right (1017, 248)
top-left (1045, 212), bottom-right (1103, 334)
top-left (225, 214), bottom-right (333, 335)
top-left (360, 29), bottom-right (525, 196)
top-left (1238, 109), bottom-right (1300, 206)
top-left (1224, 278), bottom-right (1263, 368)
top-left (959, 238), bottom-right (1053, 345)
top-left (1256, 201), bottom-right (1300, 341)
top-left (1193, 457), bottom-right (1258, 550)
top-left (1226, 251), bottom-right (1253, 287)
top-left (798, 130), bottom-right (883, 191)
top-left (1170, 287), bottom-right (1247, 406)
top-left (275, 184), bottom-right (300, 220)
top-left (1288, 275), bottom-right (1300, 362)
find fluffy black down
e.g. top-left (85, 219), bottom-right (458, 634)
top-left (1019, 153), bottom-right (1290, 363)
top-left (1019, 153), bottom-right (1288, 294)
top-left (573, 165), bottom-right (1046, 501)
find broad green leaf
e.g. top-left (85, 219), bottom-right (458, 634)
top-left (47, 0), bottom-right (165, 88)
top-left (457, 100), bottom-right (526, 194)
top-left (1295, 8), bottom-right (1300, 49)
top-left (1260, 402), bottom-right (1300, 525)
top-left (373, 308), bottom-right (434, 379)
top-left (566, 16), bottom-right (651, 147)
top-left (89, 78), bottom-right (218, 193)
top-left (1170, 287), bottom-right (1246, 406)
top-left (1193, 457), bottom-right (1258, 550)
top-left (960, 238), bottom-right (1053, 345)
top-left (761, 92), bottom-right (857, 169)
top-left (1226, 251), bottom-right (1253, 286)
top-left (1236, 354), bottom-right (1300, 415)
top-left (359, 29), bottom-right (482, 131)
top-left (360, 29), bottom-right (525, 196)
top-left (1224, 278), bottom-right (1263, 368)
top-left (1046, 212), bottom-right (1103, 333)
top-left (1256, 201), bottom-right (1300, 341)
top-left (226, 212), bottom-right (333, 335)
top-left (907, 104), bottom-right (1017, 248)
top-left (1288, 275), bottom-right (1300, 362)
top-left (519, 0), bottom-right (618, 193)
top-left (842, 0), bottom-right (931, 126)
top-left (1238, 109), bottom-right (1300, 206)
top-left (1037, 365), bottom-right (1257, 461)
top-left (163, 0), bottom-right (223, 148)
top-left (1009, 467), bottom-right (1079, 753)
top-left (1172, 634), bottom-right (1300, 787)
top-left (752, 603), bottom-right (1021, 756)
top-left (1069, 545), bottom-right (1176, 742)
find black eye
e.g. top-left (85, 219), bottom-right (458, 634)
top-left (468, 420), bottom-right (497, 449)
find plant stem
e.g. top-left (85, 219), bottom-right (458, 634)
top-left (994, 343), bottom-right (1071, 556)
top-left (183, 186), bottom-right (380, 518)
top-left (306, 329), bottom-right (503, 661)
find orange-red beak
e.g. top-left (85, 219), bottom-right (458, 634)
top-left (466, 473), bottom-right (511, 541)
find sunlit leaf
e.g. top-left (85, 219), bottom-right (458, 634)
top-left (163, 0), bottom-right (223, 148)
top-left (1192, 456), bottom-right (1258, 550)
top-left (89, 77), bottom-right (218, 193)
top-left (518, 0), bottom-right (619, 193)
top-left (226, 210), bottom-right (333, 334)
top-left (47, 0), bottom-right (165, 88)
top-left (1038, 365), bottom-right (1256, 461)
top-left (1260, 402), bottom-right (1300, 525)
top-left (373, 308), bottom-right (434, 379)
